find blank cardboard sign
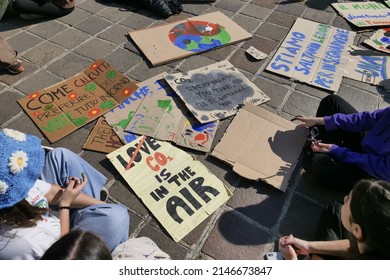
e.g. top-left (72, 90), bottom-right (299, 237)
top-left (211, 103), bottom-right (306, 191)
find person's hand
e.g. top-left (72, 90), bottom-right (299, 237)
top-left (279, 235), bottom-right (311, 257)
top-left (278, 239), bottom-right (298, 260)
top-left (292, 115), bottom-right (325, 128)
top-left (311, 141), bottom-right (332, 153)
top-left (59, 173), bottom-right (87, 207)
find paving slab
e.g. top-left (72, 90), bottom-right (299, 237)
top-left (0, 0), bottom-right (387, 260)
top-left (201, 210), bottom-right (270, 260)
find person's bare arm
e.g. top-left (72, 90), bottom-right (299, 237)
top-left (280, 235), bottom-right (351, 259)
top-left (57, 176), bottom-right (87, 236)
top-left (292, 115), bottom-right (325, 127)
top-left (45, 174), bottom-right (105, 208)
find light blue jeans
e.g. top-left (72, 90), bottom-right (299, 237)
top-left (40, 148), bottom-right (130, 251)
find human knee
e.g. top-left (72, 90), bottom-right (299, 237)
top-left (108, 204), bottom-right (130, 229)
top-left (46, 147), bottom-right (75, 161)
top-left (93, 204), bottom-right (130, 233)
top-left (11, 0), bottom-right (23, 11)
top-left (319, 95), bottom-right (340, 107)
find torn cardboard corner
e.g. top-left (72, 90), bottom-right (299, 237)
top-left (246, 46), bottom-right (267, 60)
top-left (17, 59), bottom-right (138, 143)
top-left (211, 103), bottom-right (306, 191)
top-left (129, 11), bottom-right (252, 66)
top-left (83, 117), bottom-right (123, 154)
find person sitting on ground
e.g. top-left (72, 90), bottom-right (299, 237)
top-left (0, 128), bottom-right (130, 260)
top-left (11, 0), bottom-right (75, 20)
top-left (278, 179), bottom-right (390, 260)
top-left (41, 229), bottom-right (171, 260)
top-left (0, 35), bottom-right (24, 74)
top-left (294, 95), bottom-right (390, 192)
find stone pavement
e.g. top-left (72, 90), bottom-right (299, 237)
top-left (0, 0), bottom-right (389, 260)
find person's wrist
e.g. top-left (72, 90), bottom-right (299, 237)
top-left (58, 202), bottom-right (71, 208)
top-left (307, 242), bottom-right (314, 254)
top-left (315, 117), bottom-right (325, 125)
top-left (58, 206), bottom-right (71, 210)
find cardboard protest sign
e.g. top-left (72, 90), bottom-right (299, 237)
top-left (363, 27), bottom-right (390, 54)
top-left (266, 18), bottom-right (355, 92)
top-left (164, 60), bottom-right (270, 123)
top-left (104, 79), bottom-right (147, 145)
top-left (105, 74), bottom-right (220, 152)
top-left (107, 136), bottom-right (233, 242)
top-left (83, 117), bottom-right (123, 153)
top-left (344, 52), bottom-right (390, 85)
top-left (129, 11), bottom-right (252, 66)
top-left (211, 103), bottom-right (306, 191)
top-left (18, 60), bottom-right (138, 143)
top-left (332, 2), bottom-right (390, 27)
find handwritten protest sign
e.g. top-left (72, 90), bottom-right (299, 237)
top-left (266, 18), bottom-right (355, 91)
top-left (83, 117), bottom-right (123, 153)
top-left (104, 78), bottom-right (148, 145)
top-left (363, 27), bottom-right (390, 54)
top-left (18, 60), bottom-right (138, 143)
top-left (105, 74), bottom-right (220, 152)
top-left (107, 137), bottom-right (232, 242)
top-left (345, 53), bottom-right (390, 85)
top-left (129, 11), bottom-right (252, 66)
top-left (164, 60), bottom-right (270, 124)
top-left (332, 2), bottom-right (390, 27)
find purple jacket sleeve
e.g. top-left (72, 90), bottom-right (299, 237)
top-left (329, 145), bottom-right (390, 181)
top-left (324, 108), bottom-right (386, 132)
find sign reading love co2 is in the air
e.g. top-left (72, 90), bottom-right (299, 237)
top-left (107, 136), bottom-right (232, 242)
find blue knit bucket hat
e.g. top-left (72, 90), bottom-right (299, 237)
top-left (0, 129), bottom-right (45, 209)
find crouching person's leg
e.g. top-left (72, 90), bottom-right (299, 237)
top-left (71, 203), bottom-right (130, 251)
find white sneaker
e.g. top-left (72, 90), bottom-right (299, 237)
top-left (0, 0), bottom-right (9, 21)
top-left (100, 187), bottom-right (109, 202)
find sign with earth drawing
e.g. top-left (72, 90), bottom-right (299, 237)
top-left (129, 11), bottom-right (252, 66)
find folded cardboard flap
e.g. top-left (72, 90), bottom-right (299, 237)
top-left (211, 103), bottom-right (306, 191)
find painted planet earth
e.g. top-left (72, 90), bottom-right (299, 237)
top-left (168, 21), bottom-right (231, 52)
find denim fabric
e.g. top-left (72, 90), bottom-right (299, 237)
top-left (40, 148), bottom-right (130, 251)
